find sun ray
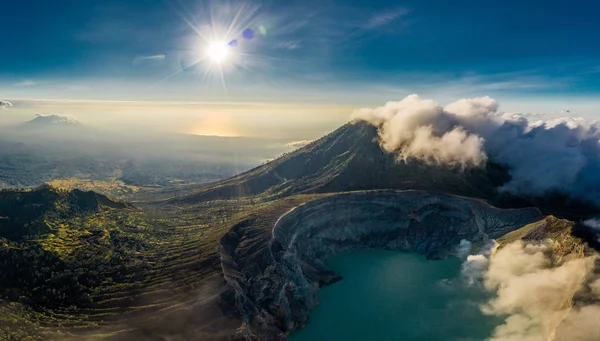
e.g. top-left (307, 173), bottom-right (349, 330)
top-left (218, 65), bottom-right (228, 93)
top-left (226, 3), bottom-right (246, 38)
top-left (164, 1), bottom-right (275, 91)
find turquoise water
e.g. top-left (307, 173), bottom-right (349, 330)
top-left (290, 250), bottom-right (497, 341)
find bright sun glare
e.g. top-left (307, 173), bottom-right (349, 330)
top-left (206, 41), bottom-right (230, 63)
top-left (170, 3), bottom-right (263, 90)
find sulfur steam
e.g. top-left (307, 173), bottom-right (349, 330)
top-left (463, 240), bottom-right (600, 341)
top-left (352, 94), bottom-right (600, 205)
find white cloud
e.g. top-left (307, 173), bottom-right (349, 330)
top-left (352, 94), bottom-right (488, 168)
top-left (285, 140), bottom-right (312, 150)
top-left (275, 41), bottom-right (302, 50)
top-left (363, 8), bottom-right (410, 29)
top-left (353, 94), bottom-right (600, 204)
top-left (133, 54), bottom-right (166, 64)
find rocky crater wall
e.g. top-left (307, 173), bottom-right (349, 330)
top-left (219, 191), bottom-right (543, 340)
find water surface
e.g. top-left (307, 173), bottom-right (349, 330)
top-left (290, 249), bottom-right (497, 341)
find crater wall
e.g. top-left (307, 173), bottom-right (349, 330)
top-left (219, 191), bottom-right (543, 340)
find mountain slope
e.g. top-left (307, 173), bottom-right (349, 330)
top-left (174, 122), bottom-right (508, 203)
top-left (0, 185), bottom-right (246, 341)
top-left (0, 185), bottom-right (128, 241)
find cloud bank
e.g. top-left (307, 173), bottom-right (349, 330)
top-left (352, 94), bottom-right (600, 204)
top-left (463, 240), bottom-right (600, 341)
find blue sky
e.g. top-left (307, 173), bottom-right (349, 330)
top-left (1, 0), bottom-right (599, 110)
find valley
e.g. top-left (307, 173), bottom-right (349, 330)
top-left (1, 121), bottom-right (599, 340)
top-left (4, 2), bottom-right (600, 339)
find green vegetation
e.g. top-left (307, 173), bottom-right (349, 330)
top-left (46, 179), bottom-right (144, 201)
top-left (2, 122), bottom-right (598, 340)
top-left (0, 183), bottom-right (331, 340)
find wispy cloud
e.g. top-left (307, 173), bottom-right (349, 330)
top-left (363, 8), bottom-right (410, 30)
top-left (285, 140), bottom-right (312, 150)
top-left (265, 5), bottom-right (413, 57)
top-left (14, 80), bottom-right (37, 87)
top-left (275, 41), bottom-right (302, 50)
top-left (133, 54), bottom-right (166, 64)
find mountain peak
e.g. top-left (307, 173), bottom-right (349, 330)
top-left (172, 121), bottom-right (507, 203)
top-left (24, 114), bottom-right (82, 127)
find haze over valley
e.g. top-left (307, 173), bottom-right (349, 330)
top-left (0, 112), bottom-right (319, 195)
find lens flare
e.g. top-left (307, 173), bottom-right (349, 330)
top-left (164, 1), bottom-right (284, 92)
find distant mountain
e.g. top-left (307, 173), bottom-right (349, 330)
top-left (173, 121), bottom-right (508, 202)
top-left (22, 114), bottom-right (82, 127)
top-left (14, 114), bottom-right (88, 139)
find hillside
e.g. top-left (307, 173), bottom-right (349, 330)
top-left (1, 124), bottom-right (599, 341)
top-left (1, 187), bottom-right (599, 340)
top-left (0, 185), bottom-right (128, 241)
top-left (174, 122), bottom-right (508, 203)
top-left (0, 185), bottom-right (249, 341)
top-left (170, 121), bottom-right (600, 220)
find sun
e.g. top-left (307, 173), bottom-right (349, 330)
top-left (206, 41), bottom-right (230, 63)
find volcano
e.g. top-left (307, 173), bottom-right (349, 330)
top-left (175, 121), bottom-right (509, 203)
top-left (22, 114), bottom-right (82, 127)
top-left (172, 121), bottom-right (598, 218)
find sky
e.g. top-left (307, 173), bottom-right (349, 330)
top-left (1, 0), bottom-right (599, 137)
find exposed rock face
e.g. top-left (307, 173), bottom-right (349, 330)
top-left (220, 191), bottom-right (543, 340)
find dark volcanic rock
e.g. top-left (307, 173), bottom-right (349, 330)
top-left (219, 191), bottom-right (543, 340)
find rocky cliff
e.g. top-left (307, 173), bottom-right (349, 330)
top-left (219, 191), bottom-right (543, 340)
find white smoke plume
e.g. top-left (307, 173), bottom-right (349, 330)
top-left (464, 240), bottom-right (600, 341)
top-left (352, 94), bottom-right (600, 204)
top-left (0, 100), bottom-right (12, 110)
top-left (554, 306), bottom-right (600, 341)
top-left (455, 239), bottom-right (473, 259)
top-left (460, 239), bottom-right (495, 285)
top-left (285, 140), bottom-right (313, 150)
